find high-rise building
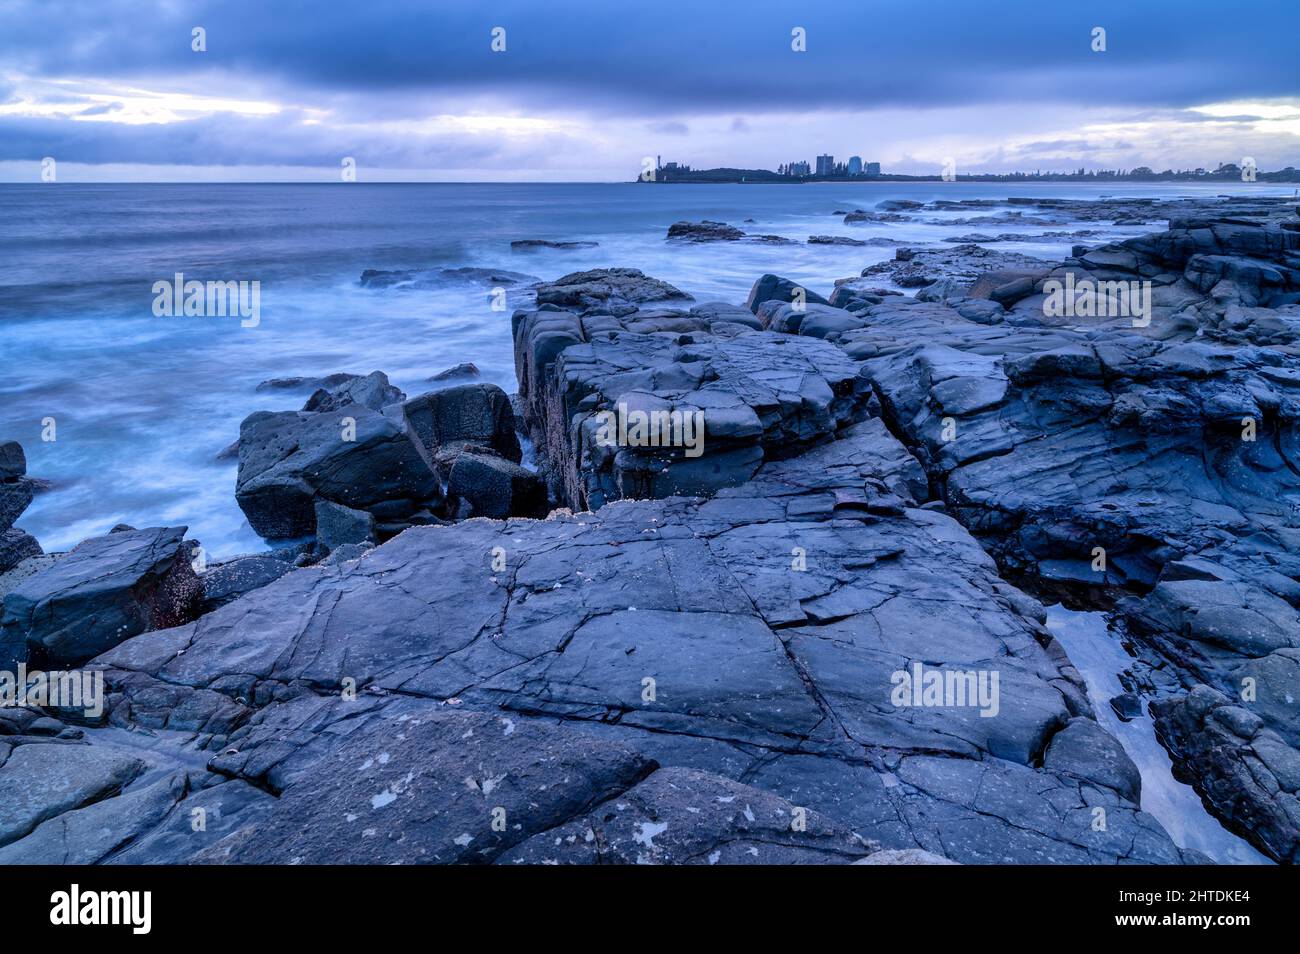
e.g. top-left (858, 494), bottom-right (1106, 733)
top-left (865, 162), bottom-right (881, 176)
top-left (815, 154), bottom-right (834, 176)
top-left (847, 156), bottom-right (863, 176)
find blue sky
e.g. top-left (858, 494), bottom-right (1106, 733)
top-left (1, 0), bottom-right (1297, 181)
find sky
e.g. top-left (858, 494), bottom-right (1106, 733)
top-left (0, 0), bottom-right (1297, 182)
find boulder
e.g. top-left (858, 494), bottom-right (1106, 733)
top-left (301, 370), bottom-right (404, 413)
top-left (0, 529), bottom-right (41, 575)
top-left (235, 403), bottom-right (442, 540)
top-left (745, 274), bottom-right (831, 314)
top-left (447, 452), bottom-right (549, 519)
top-left (314, 499), bottom-right (377, 550)
top-left (401, 383), bottom-right (522, 466)
top-left (0, 525), bottom-right (202, 667)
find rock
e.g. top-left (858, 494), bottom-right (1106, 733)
top-left (235, 403), bottom-right (442, 540)
top-left (428, 362), bottom-right (481, 383)
top-left (1154, 687), bottom-right (1300, 862)
top-left (534, 268), bottom-right (691, 313)
top-left (360, 267), bottom-right (538, 290)
top-left (1110, 692), bottom-right (1144, 722)
top-left (302, 370), bottom-right (404, 413)
top-left (512, 301), bottom-right (870, 509)
top-left (862, 244), bottom-right (1052, 290)
top-left (106, 779), bottom-right (275, 864)
top-left (1, 526), bottom-right (201, 667)
top-left (511, 239), bottom-right (598, 249)
top-left (0, 441), bottom-right (35, 540)
top-left (314, 499), bottom-right (377, 551)
top-left (197, 554), bottom-right (295, 614)
top-left (0, 528), bottom-right (41, 575)
top-left (808, 235), bottom-right (868, 246)
top-left (745, 274), bottom-right (831, 314)
top-left (0, 742), bottom-right (144, 848)
top-left (666, 220), bottom-right (746, 242)
top-left (0, 441), bottom-right (25, 481)
top-left (400, 383), bottom-right (522, 466)
top-left (854, 848), bottom-right (958, 865)
top-left (767, 201), bottom-right (1300, 860)
top-left (915, 277), bottom-right (968, 302)
top-left (1043, 717), bottom-right (1142, 803)
top-left (498, 767), bottom-right (870, 865)
top-left (255, 372), bottom-right (360, 393)
top-left (80, 418), bottom-right (1192, 865)
top-left (447, 452), bottom-right (549, 519)
top-left (193, 709), bottom-right (654, 864)
top-left (0, 771), bottom-right (186, 865)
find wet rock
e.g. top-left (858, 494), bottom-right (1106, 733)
top-left (808, 235), bottom-right (869, 246)
top-left (511, 239), bottom-right (598, 250)
top-left (1043, 717), bottom-right (1142, 803)
top-left (666, 220), bottom-right (746, 242)
top-left (0, 441), bottom-right (36, 559)
top-left (255, 372), bottom-right (360, 393)
top-left (1110, 692), bottom-right (1143, 722)
top-left (360, 267), bottom-right (538, 290)
top-left (428, 362), bottom-right (481, 383)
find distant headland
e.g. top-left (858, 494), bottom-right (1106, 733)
top-left (637, 156), bottom-right (1300, 184)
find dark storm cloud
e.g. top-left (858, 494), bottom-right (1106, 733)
top-left (3, 0), bottom-right (1296, 112)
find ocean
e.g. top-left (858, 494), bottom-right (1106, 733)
top-left (2, 180), bottom-right (1295, 558)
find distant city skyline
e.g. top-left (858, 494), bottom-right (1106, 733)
top-left (0, 0), bottom-right (1298, 182)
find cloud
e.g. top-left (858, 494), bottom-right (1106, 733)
top-left (0, 0), bottom-right (1296, 178)
top-left (646, 120), bottom-right (689, 135)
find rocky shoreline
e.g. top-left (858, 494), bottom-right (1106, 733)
top-left (2, 193), bottom-right (1298, 864)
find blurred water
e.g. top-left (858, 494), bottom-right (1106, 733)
top-left (1046, 605), bottom-right (1272, 865)
top-left (1, 181), bottom-right (1294, 557)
